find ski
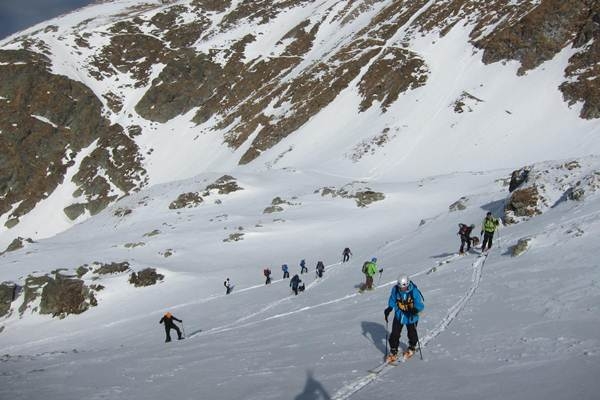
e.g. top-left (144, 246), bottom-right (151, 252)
top-left (367, 356), bottom-right (408, 374)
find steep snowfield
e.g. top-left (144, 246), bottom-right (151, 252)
top-left (1, 165), bottom-right (599, 399)
top-left (1, 0), bottom-right (600, 248)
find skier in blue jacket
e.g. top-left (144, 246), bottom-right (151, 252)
top-left (384, 275), bottom-right (424, 362)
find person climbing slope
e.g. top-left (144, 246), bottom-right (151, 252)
top-left (290, 274), bottom-right (302, 295)
top-left (159, 312), bottom-right (183, 342)
top-left (384, 275), bottom-right (424, 362)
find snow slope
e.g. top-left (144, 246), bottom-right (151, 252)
top-left (1, 164), bottom-right (599, 400)
top-left (1, 0), bottom-right (600, 248)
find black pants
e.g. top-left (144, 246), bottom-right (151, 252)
top-left (283, 271), bottom-right (289, 279)
top-left (316, 270), bottom-right (323, 278)
top-left (292, 286), bottom-right (298, 295)
top-left (388, 316), bottom-right (418, 353)
top-left (165, 324), bottom-right (182, 342)
top-left (482, 231), bottom-right (494, 250)
top-left (343, 254), bottom-right (350, 262)
top-left (300, 267), bottom-right (307, 274)
top-left (226, 287), bottom-right (231, 294)
top-left (460, 234), bottom-right (471, 253)
top-left (265, 276), bottom-right (271, 284)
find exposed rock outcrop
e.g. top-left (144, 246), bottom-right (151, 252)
top-left (0, 49), bottom-right (146, 225)
top-left (169, 192), bottom-right (204, 209)
top-left (318, 182), bottom-right (385, 207)
top-left (129, 268), bottom-right (164, 287)
top-left (511, 237), bottom-right (532, 257)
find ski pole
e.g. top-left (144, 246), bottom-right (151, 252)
top-left (498, 226), bottom-right (502, 251)
top-left (385, 320), bottom-right (389, 358)
top-left (181, 322), bottom-right (186, 338)
top-left (415, 325), bottom-right (423, 360)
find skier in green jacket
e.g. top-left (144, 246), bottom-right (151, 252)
top-left (480, 212), bottom-right (500, 252)
top-left (361, 257), bottom-right (379, 291)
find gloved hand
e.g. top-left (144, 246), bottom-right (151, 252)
top-left (384, 307), bottom-right (392, 322)
top-left (398, 302), bottom-right (409, 312)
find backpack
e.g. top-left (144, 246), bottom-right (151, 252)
top-left (316, 261), bottom-right (324, 270)
top-left (362, 261), bottom-right (369, 273)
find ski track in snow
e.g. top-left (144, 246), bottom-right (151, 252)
top-left (189, 252), bottom-right (468, 338)
top-left (331, 252), bottom-right (488, 400)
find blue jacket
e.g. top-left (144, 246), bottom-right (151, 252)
top-left (387, 282), bottom-right (424, 325)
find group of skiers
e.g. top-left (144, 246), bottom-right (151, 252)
top-left (161, 211), bottom-right (502, 364)
top-left (457, 211), bottom-right (500, 255)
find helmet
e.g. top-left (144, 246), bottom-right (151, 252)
top-left (397, 275), bottom-right (410, 290)
top-left (371, 257), bottom-right (377, 262)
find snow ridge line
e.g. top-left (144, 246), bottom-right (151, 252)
top-left (331, 253), bottom-right (488, 400)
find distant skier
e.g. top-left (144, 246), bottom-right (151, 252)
top-left (361, 257), bottom-right (379, 291)
top-left (263, 268), bottom-right (272, 284)
top-left (224, 278), bottom-right (232, 295)
top-left (342, 247), bottom-right (353, 262)
top-left (290, 274), bottom-right (303, 295)
top-left (300, 259), bottom-right (308, 274)
top-left (457, 223), bottom-right (475, 254)
top-left (480, 212), bottom-right (500, 252)
top-left (282, 264), bottom-right (290, 279)
top-left (384, 275), bottom-right (424, 362)
top-left (316, 261), bottom-right (325, 278)
top-left (159, 312), bottom-right (183, 342)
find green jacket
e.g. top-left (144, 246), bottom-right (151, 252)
top-left (482, 216), bottom-right (499, 233)
top-left (364, 261), bottom-right (378, 277)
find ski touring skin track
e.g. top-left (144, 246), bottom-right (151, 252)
top-left (331, 252), bottom-right (489, 400)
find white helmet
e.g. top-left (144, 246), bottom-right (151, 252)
top-left (397, 274), bottom-right (410, 289)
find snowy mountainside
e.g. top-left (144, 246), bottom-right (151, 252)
top-left (1, 157), bottom-right (600, 399)
top-left (1, 0), bottom-right (599, 247)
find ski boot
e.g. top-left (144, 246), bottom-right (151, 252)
top-left (403, 347), bottom-right (415, 360)
top-left (386, 350), bottom-right (398, 364)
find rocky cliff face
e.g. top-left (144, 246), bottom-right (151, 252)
top-left (0, 0), bottom-right (598, 240)
top-left (0, 49), bottom-right (146, 227)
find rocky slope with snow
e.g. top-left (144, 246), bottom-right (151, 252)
top-left (0, 3), bottom-right (600, 397)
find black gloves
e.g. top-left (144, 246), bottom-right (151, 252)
top-left (384, 307), bottom-right (392, 322)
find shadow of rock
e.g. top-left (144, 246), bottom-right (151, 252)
top-left (480, 199), bottom-right (505, 216)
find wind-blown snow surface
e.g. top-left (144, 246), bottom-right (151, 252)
top-left (1, 167), bottom-right (599, 400)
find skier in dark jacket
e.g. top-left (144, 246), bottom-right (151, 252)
top-left (384, 275), bottom-right (424, 362)
top-left (457, 223), bottom-right (475, 254)
top-left (316, 261), bottom-right (325, 278)
top-left (224, 278), bottom-right (232, 294)
top-left (159, 312), bottom-right (183, 342)
top-left (263, 268), bottom-right (272, 284)
top-left (342, 247), bottom-right (353, 262)
top-left (299, 259), bottom-right (308, 274)
top-left (290, 274), bottom-right (302, 295)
